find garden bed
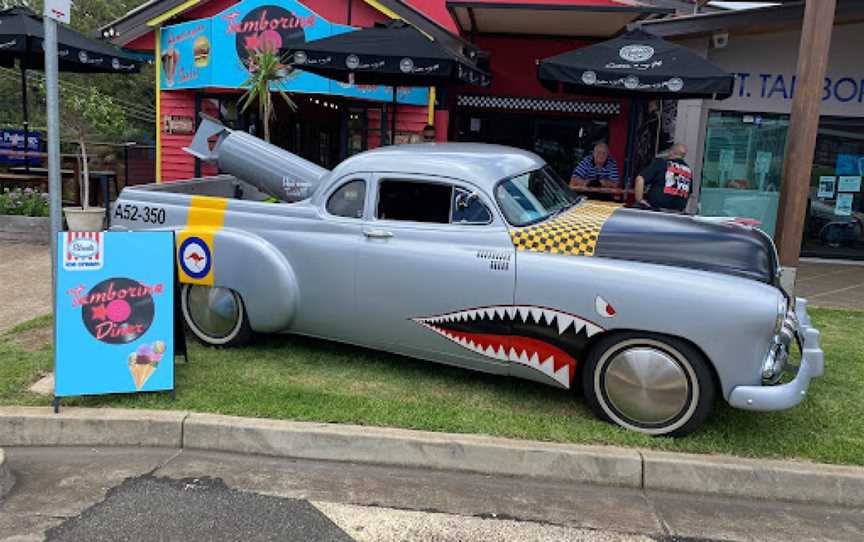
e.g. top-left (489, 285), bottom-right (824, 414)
top-left (0, 188), bottom-right (50, 242)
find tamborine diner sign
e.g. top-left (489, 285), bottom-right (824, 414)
top-left (55, 231), bottom-right (175, 398)
top-left (158, 0), bottom-right (427, 105)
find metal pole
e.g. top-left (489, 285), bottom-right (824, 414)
top-left (774, 0), bottom-right (837, 280)
top-left (20, 57), bottom-right (29, 173)
top-left (44, 16), bottom-right (62, 305)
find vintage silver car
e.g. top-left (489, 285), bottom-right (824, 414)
top-left (111, 118), bottom-right (824, 436)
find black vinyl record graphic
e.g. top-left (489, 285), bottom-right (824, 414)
top-left (235, 6), bottom-right (307, 66)
top-left (81, 278), bottom-right (155, 344)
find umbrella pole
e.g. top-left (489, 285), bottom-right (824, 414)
top-left (20, 58), bottom-right (29, 172)
top-left (623, 97), bottom-right (639, 189)
top-left (390, 86), bottom-right (397, 145)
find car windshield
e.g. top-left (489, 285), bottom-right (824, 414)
top-left (494, 167), bottom-right (579, 226)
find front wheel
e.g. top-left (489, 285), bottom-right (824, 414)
top-left (582, 333), bottom-right (715, 437)
top-left (180, 284), bottom-right (252, 347)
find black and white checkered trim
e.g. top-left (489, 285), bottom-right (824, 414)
top-left (457, 95), bottom-right (621, 115)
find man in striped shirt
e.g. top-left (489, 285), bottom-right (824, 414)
top-left (570, 142), bottom-right (621, 189)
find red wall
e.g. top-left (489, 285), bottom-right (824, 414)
top-left (457, 35), bottom-right (628, 169)
top-left (160, 91), bottom-right (198, 181)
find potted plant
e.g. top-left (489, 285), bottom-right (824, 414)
top-left (61, 87), bottom-right (125, 232)
top-left (240, 46), bottom-right (297, 143)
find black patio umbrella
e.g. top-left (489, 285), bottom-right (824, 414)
top-left (538, 28), bottom-right (732, 183)
top-left (0, 7), bottom-right (144, 167)
top-left (291, 20), bottom-right (490, 143)
top-left (537, 28), bottom-right (733, 100)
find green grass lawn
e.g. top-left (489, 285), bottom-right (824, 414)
top-left (1, 308), bottom-right (862, 465)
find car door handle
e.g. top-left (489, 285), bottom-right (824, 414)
top-left (363, 228), bottom-right (393, 239)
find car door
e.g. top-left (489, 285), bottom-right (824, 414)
top-left (277, 175), bottom-right (370, 342)
top-left (355, 173), bottom-right (515, 374)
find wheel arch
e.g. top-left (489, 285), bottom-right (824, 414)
top-left (206, 228), bottom-right (299, 333)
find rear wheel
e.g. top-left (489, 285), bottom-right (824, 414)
top-left (180, 284), bottom-right (252, 347)
top-left (582, 333), bottom-right (715, 437)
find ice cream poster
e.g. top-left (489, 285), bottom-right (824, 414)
top-left (55, 232), bottom-right (175, 398)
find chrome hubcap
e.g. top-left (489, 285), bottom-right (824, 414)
top-left (187, 286), bottom-right (240, 339)
top-left (603, 347), bottom-right (689, 425)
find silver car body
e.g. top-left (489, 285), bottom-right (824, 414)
top-left (112, 143), bottom-right (823, 413)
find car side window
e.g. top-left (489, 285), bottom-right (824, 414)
top-left (377, 179), bottom-right (452, 223)
top-left (452, 188), bottom-right (492, 225)
top-left (326, 180), bottom-right (366, 219)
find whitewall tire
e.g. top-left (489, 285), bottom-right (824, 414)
top-left (180, 284), bottom-right (252, 347)
top-left (582, 333), bottom-right (715, 437)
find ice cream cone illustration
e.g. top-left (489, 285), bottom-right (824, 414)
top-left (127, 341), bottom-right (165, 391)
top-left (162, 47), bottom-right (179, 86)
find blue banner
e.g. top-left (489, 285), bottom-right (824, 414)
top-left (0, 129), bottom-right (41, 165)
top-left (160, 0), bottom-right (428, 105)
top-left (55, 232), bottom-right (175, 397)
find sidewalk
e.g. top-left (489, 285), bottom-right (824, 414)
top-left (797, 259), bottom-right (864, 310)
top-left (0, 241), bottom-right (51, 333)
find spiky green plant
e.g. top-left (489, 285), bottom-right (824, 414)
top-left (239, 47), bottom-right (297, 143)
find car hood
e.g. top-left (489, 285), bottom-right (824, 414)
top-left (509, 203), bottom-right (778, 284)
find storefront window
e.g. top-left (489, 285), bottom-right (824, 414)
top-left (700, 111), bottom-right (789, 236)
top-left (455, 111), bottom-right (609, 180)
top-left (803, 117), bottom-right (864, 259)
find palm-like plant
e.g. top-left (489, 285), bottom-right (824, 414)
top-left (239, 47), bottom-right (297, 143)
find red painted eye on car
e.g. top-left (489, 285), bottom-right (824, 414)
top-left (595, 296), bottom-right (616, 318)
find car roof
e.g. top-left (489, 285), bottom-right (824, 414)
top-left (327, 143), bottom-right (547, 189)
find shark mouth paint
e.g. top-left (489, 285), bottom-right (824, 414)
top-left (412, 306), bottom-right (604, 388)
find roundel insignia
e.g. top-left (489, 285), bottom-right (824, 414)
top-left (179, 237), bottom-right (212, 280)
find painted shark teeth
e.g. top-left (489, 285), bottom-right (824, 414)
top-left (413, 305), bottom-right (605, 389)
top-left (414, 306), bottom-right (604, 339)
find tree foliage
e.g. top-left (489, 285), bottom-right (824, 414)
top-left (0, 0), bottom-right (154, 145)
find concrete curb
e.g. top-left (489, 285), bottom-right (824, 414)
top-left (0, 448), bottom-right (14, 500)
top-left (0, 407), bottom-right (185, 448)
top-left (642, 451), bottom-right (864, 508)
top-left (183, 413), bottom-right (642, 488)
top-left (1, 407), bottom-right (863, 507)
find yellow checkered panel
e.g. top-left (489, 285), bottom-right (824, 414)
top-left (510, 201), bottom-right (620, 257)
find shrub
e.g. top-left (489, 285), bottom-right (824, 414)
top-left (0, 187), bottom-right (50, 217)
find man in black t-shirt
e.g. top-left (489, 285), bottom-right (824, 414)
top-left (634, 143), bottom-right (694, 212)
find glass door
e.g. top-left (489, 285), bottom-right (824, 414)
top-left (700, 111), bottom-right (789, 236)
top-left (802, 116), bottom-right (864, 260)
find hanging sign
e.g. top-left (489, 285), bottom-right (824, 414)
top-left (159, 0), bottom-right (428, 105)
top-left (44, 0), bottom-right (72, 24)
top-left (55, 232), bottom-right (175, 398)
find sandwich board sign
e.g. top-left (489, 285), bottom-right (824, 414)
top-left (55, 231), bottom-right (175, 403)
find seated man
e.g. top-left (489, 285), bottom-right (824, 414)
top-left (570, 143), bottom-right (620, 189)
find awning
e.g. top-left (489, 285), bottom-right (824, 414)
top-left (446, 0), bottom-right (672, 38)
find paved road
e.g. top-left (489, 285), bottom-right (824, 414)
top-left (2, 447), bottom-right (862, 541)
top-left (0, 241), bottom-right (51, 333)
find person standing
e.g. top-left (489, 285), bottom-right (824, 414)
top-left (570, 142), bottom-right (620, 188)
top-left (634, 143), bottom-right (695, 213)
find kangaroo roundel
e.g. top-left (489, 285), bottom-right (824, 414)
top-left (179, 237), bottom-right (212, 279)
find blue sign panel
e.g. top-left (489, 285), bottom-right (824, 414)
top-left (160, 0), bottom-right (428, 105)
top-left (0, 129), bottom-right (41, 165)
top-left (55, 232), bottom-right (175, 397)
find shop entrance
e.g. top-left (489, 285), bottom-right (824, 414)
top-left (454, 110), bottom-right (610, 180)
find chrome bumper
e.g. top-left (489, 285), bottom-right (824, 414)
top-left (728, 298), bottom-right (824, 411)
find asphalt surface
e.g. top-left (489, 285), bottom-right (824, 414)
top-left (45, 475), bottom-right (353, 542)
top-left (2, 447), bottom-right (863, 542)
